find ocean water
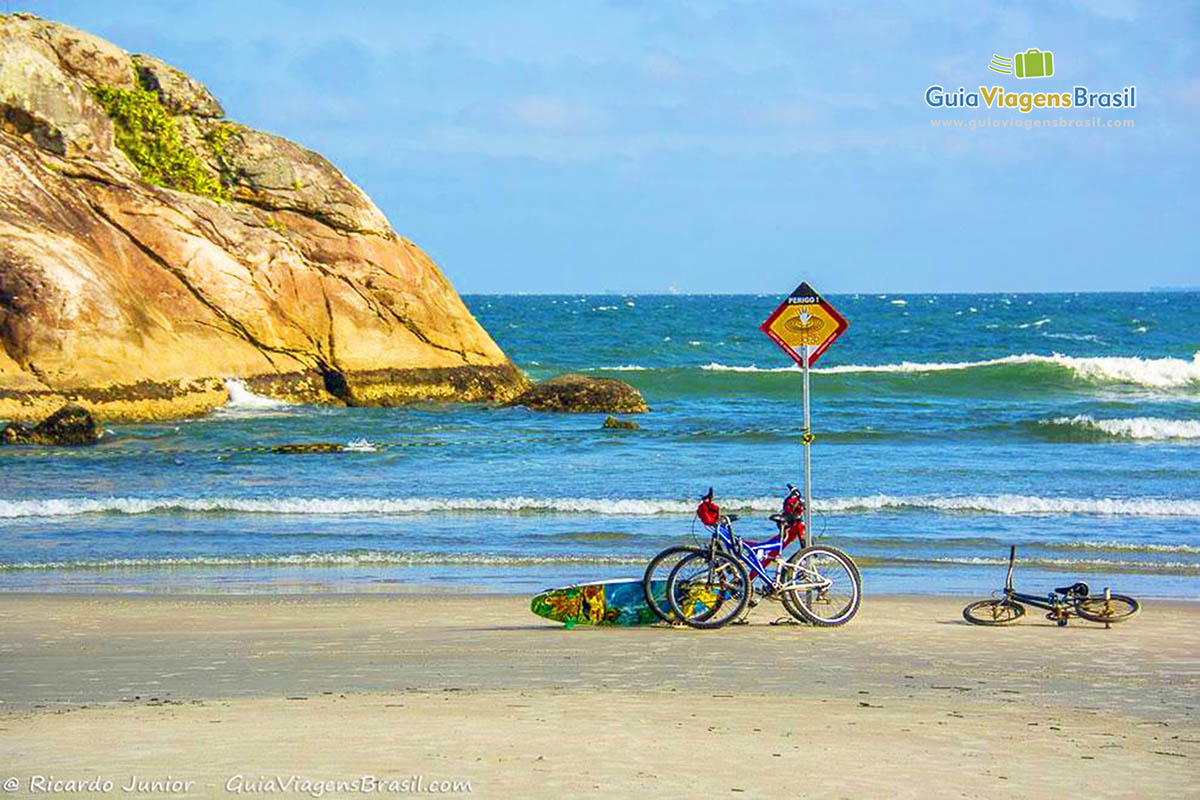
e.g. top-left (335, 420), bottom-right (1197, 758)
top-left (2, 292), bottom-right (1198, 599)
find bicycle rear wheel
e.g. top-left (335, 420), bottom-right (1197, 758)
top-left (665, 550), bottom-right (750, 629)
top-left (962, 599), bottom-right (1026, 625)
top-left (1074, 593), bottom-right (1139, 624)
top-left (781, 545), bottom-right (861, 627)
top-left (642, 546), bottom-right (700, 622)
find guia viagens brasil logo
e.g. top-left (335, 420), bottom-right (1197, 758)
top-left (926, 49), bottom-right (1135, 113)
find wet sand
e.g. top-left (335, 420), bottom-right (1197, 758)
top-left (1, 594), bottom-right (1196, 798)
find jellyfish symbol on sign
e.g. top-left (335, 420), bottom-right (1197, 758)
top-left (760, 281), bottom-right (848, 367)
top-left (784, 309), bottom-right (826, 342)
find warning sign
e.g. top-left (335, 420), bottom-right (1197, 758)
top-left (760, 281), bottom-right (848, 367)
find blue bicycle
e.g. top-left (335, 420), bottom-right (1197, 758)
top-left (665, 487), bottom-right (862, 629)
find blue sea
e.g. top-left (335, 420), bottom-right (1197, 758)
top-left (2, 292), bottom-right (1198, 598)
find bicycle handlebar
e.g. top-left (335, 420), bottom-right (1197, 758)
top-left (1005, 545), bottom-right (1017, 592)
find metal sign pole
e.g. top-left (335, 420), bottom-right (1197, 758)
top-left (801, 344), bottom-right (813, 544)
top-left (762, 282), bottom-right (845, 548)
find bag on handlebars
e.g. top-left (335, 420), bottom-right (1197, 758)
top-left (697, 489), bottom-right (720, 527)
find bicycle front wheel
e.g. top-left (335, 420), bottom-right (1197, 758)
top-left (642, 545), bottom-right (700, 622)
top-left (665, 550), bottom-right (750, 629)
top-left (962, 599), bottom-right (1026, 625)
top-left (781, 545), bottom-right (861, 627)
top-left (1074, 593), bottom-right (1139, 624)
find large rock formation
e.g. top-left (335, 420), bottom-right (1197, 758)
top-left (0, 14), bottom-right (528, 421)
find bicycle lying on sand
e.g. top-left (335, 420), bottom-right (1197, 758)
top-left (643, 486), bottom-right (861, 629)
top-left (963, 546), bottom-right (1139, 628)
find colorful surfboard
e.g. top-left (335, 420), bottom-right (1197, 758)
top-left (530, 578), bottom-right (665, 627)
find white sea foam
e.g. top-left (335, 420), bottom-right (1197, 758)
top-left (701, 352), bottom-right (1200, 390)
top-left (817, 494), bottom-right (1200, 516)
top-left (0, 552), bottom-right (650, 571)
top-left (1058, 540), bottom-right (1200, 554)
top-left (1043, 332), bottom-right (1104, 344)
top-left (1050, 415), bottom-right (1200, 440)
top-left (890, 299), bottom-right (907, 306)
top-left (917, 556), bottom-right (1200, 573)
top-left (217, 379), bottom-right (290, 414)
top-left (1017, 317), bottom-right (1052, 329)
top-left (2, 494), bottom-right (1197, 519)
top-left (3, 550), bottom-right (1195, 574)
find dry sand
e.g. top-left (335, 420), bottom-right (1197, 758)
top-left (1, 593), bottom-right (1196, 798)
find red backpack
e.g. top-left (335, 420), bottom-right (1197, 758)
top-left (696, 488), bottom-right (720, 527)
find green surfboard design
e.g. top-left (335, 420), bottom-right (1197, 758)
top-left (530, 578), bottom-right (665, 627)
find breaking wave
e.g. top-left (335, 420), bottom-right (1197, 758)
top-left (214, 379), bottom-right (292, 416)
top-left (1043, 415), bottom-right (1200, 440)
top-left (1, 551), bottom-right (1194, 576)
top-left (0, 552), bottom-right (649, 571)
top-left (698, 352), bottom-right (1200, 391)
top-left (891, 556), bottom-right (1200, 575)
top-left (1, 493), bottom-right (1198, 518)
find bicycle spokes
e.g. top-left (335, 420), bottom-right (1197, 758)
top-left (781, 545), bottom-right (862, 627)
top-left (666, 550), bottom-right (751, 629)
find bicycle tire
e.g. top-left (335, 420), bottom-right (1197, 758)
top-left (781, 545), bottom-right (862, 627)
top-left (642, 546), bottom-right (700, 622)
top-left (962, 599), bottom-right (1026, 626)
top-left (1074, 593), bottom-right (1139, 624)
top-left (665, 550), bottom-right (751, 629)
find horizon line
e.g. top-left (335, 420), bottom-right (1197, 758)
top-left (460, 288), bottom-right (1199, 296)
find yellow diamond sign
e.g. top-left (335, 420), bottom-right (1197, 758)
top-left (760, 282), bottom-right (847, 367)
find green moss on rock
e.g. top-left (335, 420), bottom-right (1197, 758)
top-left (90, 84), bottom-right (226, 200)
top-left (203, 120), bottom-right (242, 192)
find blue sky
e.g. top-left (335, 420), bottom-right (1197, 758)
top-left (25, 0), bottom-right (1199, 292)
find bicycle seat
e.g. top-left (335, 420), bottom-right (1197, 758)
top-left (769, 513), bottom-right (803, 525)
top-left (1054, 582), bottom-right (1089, 597)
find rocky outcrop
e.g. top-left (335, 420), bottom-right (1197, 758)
top-left (1, 403), bottom-right (98, 445)
top-left (513, 375), bottom-right (648, 413)
top-left (0, 14), bottom-right (528, 422)
top-left (601, 415), bottom-right (640, 429)
top-left (132, 54), bottom-right (223, 117)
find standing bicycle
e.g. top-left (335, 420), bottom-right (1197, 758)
top-left (641, 484), bottom-right (806, 624)
top-left (657, 487), bottom-right (861, 629)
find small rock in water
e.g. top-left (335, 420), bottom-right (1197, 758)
top-left (602, 415), bottom-right (639, 430)
top-left (1, 403), bottom-right (99, 446)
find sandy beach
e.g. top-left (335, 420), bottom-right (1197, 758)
top-left (1, 593), bottom-right (1196, 798)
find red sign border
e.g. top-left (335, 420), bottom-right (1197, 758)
top-left (759, 284), bottom-right (848, 367)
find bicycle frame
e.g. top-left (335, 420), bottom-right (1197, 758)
top-left (708, 517), bottom-right (825, 594)
top-left (999, 545), bottom-right (1076, 617)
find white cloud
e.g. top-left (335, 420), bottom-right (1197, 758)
top-left (509, 96), bottom-right (603, 132)
top-left (1069, 0), bottom-right (1140, 21)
